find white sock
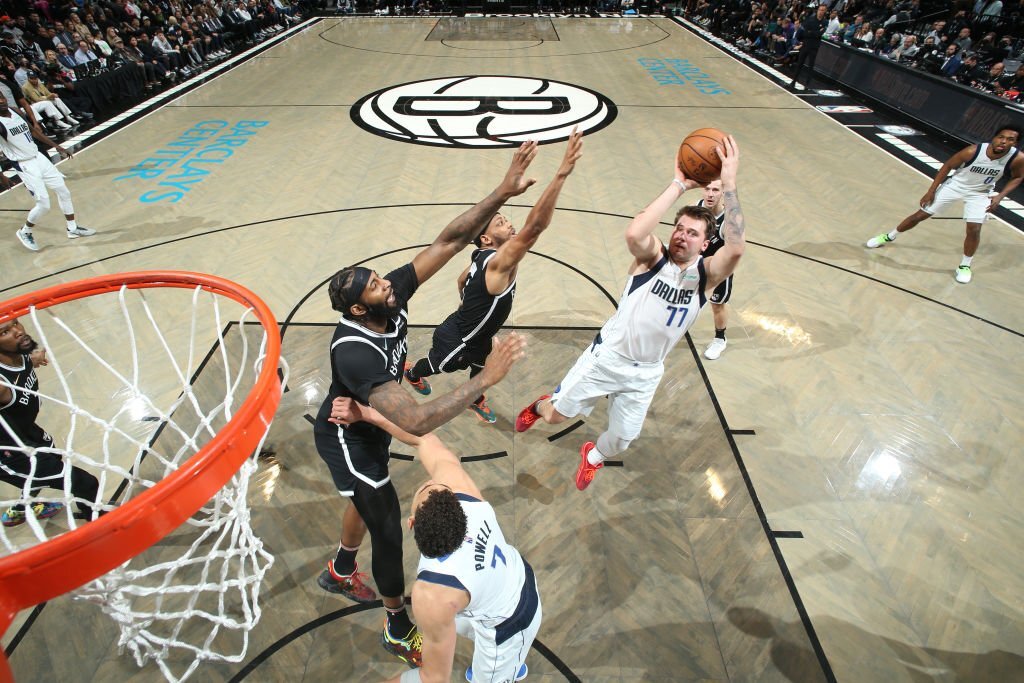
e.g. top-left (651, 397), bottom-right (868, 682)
top-left (960, 255), bottom-right (973, 267)
top-left (587, 445), bottom-right (605, 467)
top-left (66, 220), bottom-right (77, 231)
top-left (21, 224), bottom-right (32, 233)
top-left (888, 229), bottom-right (899, 240)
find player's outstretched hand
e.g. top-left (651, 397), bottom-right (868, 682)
top-left (502, 140), bottom-right (538, 197)
top-left (715, 135), bottom-right (739, 189)
top-left (672, 156), bottom-right (704, 191)
top-left (557, 127), bottom-right (584, 178)
top-left (480, 332), bottom-right (527, 386)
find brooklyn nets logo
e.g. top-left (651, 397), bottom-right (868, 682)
top-left (351, 75), bottom-right (618, 148)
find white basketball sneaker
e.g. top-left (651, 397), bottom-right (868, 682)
top-left (866, 232), bottom-right (895, 248)
top-left (955, 265), bottom-right (972, 284)
top-left (704, 338), bottom-right (727, 360)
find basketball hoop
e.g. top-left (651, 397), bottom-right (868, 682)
top-left (0, 272), bottom-right (286, 682)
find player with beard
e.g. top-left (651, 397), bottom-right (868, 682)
top-left (313, 141), bottom-right (537, 669)
top-left (0, 318), bottom-right (100, 527)
top-left (404, 129), bottom-right (583, 423)
top-left (515, 136), bottom-right (746, 491)
top-left (866, 123), bottom-right (1024, 283)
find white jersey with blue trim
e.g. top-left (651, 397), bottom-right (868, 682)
top-left (597, 248), bottom-right (708, 364)
top-left (416, 494), bottom-right (526, 626)
top-left (947, 142), bottom-right (1018, 194)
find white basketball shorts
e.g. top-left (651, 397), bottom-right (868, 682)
top-left (922, 182), bottom-right (990, 224)
top-left (455, 572), bottom-right (542, 683)
top-left (550, 343), bottom-right (664, 441)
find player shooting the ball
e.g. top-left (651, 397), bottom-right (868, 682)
top-left (515, 133), bottom-right (745, 491)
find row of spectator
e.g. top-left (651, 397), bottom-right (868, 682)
top-left (687, 0), bottom-right (1024, 101)
top-left (0, 0), bottom-right (309, 139)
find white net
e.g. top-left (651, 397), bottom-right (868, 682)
top-left (0, 281), bottom-right (286, 682)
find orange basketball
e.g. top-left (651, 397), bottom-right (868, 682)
top-left (677, 128), bottom-right (727, 184)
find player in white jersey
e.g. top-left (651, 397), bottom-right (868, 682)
top-left (329, 400), bottom-right (541, 683)
top-left (515, 136), bottom-right (746, 491)
top-left (865, 123), bottom-right (1024, 283)
top-left (0, 93), bottom-right (96, 252)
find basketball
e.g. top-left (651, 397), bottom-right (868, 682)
top-left (677, 128), bottom-right (728, 184)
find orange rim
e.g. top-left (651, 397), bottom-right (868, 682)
top-left (0, 271), bottom-right (282, 635)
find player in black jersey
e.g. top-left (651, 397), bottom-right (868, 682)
top-left (0, 319), bottom-right (100, 527)
top-left (312, 141), bottom-right (537, 669)
top-left (404, 129), bottom-right (584, 423)
top-left (695, 179), bottom-right (731, 360)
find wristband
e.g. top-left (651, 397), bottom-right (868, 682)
top-left (672, 178), bottom-right (686, 192)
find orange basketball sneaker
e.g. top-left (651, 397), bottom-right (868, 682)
top-left (575, 442), bottom-right (603, 491)
top-left (515, 394), bottom-right (550, 432)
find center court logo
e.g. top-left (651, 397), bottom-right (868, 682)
top-left (351, 76), bottom-right (617, 148)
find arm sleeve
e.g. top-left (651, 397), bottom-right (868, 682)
top-left (330, 341), bottom-right (391, 404)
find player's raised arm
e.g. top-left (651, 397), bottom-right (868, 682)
top-left (625, 157), bottom-right (702, 272)
top-left (703, 136), bottom-right (745, 290)
top-left (410, 142), bottom-right (538, 285)
top-left (487, 129), bottom-right (583, 281)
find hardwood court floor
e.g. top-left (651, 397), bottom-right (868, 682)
top-left (1, 16), bottom-right (1022, 683)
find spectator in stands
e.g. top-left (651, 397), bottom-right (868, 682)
top-left (113, 36), bottom-right (163, 90)
top-left (955, 52), bottom-right (987, 85)
top-left (940, 44), bottom-right (963, 77)
top-left (954, 27), bottom-right (972, 53)
top-left (890, 34), bottom-right (919, 63)
top-left (850, 22), bottom-right (873, 47)
top-left (151, 28), bottom-right (188, 76)
top-left (72, 39), bottom-right (98, 68)
top-left (999, 62), bottom-right (1024, 90)
top-left (842, 14), bottom-right (865, 42)
top-left (52, 21), bottom-right (75, 50)
top-left (825, 9), bottom-right (842, 38)
top-left (12, 56), bottom-right (31, 86)
top-left (925, 20), bottom-right (946, 43)
top-left (878, 32), bottom-right (902, 58)
top-left (54, 43), bottom-right (76, 70)
top-left (21, 70), bottom-right (88, 125)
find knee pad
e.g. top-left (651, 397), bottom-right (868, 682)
top-left (596, 431), bottom-right (633, 459)
top-left (26, 194), bottom-right (51, 223)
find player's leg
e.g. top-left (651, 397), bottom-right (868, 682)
top-left (404, 323), bottom-right (464, 396)
top-left (956, 192), bottom-right (988, 283)
top-left (14, 162), bottom-right (50, 251)
top-left (313, 428), bottom-right (377, 603)
top-left (576, 363), bottom-right (662, 491)
top-left (465, 563), bottom-right (541, 682)
top-left (42, 162), bottom-right (95, 239)
top-left (0, 449), bottom-right (66, 526)
top-left (466, 359), bottom-right (497, 423)
top-left (704, 278), bottom-right (732, 360)
top-left (351, 481), bottom-right (422, 667)
top-left (867, 185), bottom-right (958, 248)
top-left (516, 341), bottom-right (608, 432)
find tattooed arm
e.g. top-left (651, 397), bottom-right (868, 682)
top-left (703, 135), bottom-right (745, 290)
top-left (335, 333), bottom-right (527, 436)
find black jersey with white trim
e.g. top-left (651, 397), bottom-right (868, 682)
top-left (445, 248), bottom-right (515, 345)
top-left (697, 198), bottom-right (727, 258)
top-left (0, 354), bottom-right (48, 448)
top-left (315, 263), bottom-right (419, 442)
